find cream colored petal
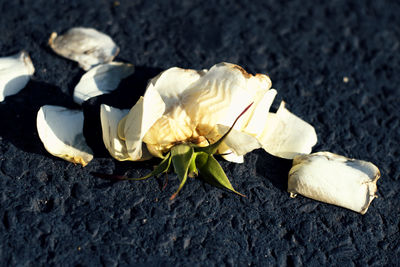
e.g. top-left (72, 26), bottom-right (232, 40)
top-left (49, 27), bottom-right (119, 70)
top-left (117, 115), bottom-right (127, 140)
top-left (182, 62), bottom-right (272, 135)
top-left (147, 67), bottom-right (206, 109)
top-left (259, 102), bottom-right (317, 159)
top-left (142, 105), bottom-right (194, 151)
top-left (37, 105), bottom-right (93, 166)
top-left (123, 87), bottom-right (166, 160)
top-left (145, 143), bottom-right (165, 159)
top-left (216, 125), bottom-right (261, 156)
top-left (288, 152), bottom-right (380, 214)
top-left (216, 142), bottom-right (244, 163)
top-left (221, 152), bottom-right (244, 164)
top-left (243, 89), bottom-right (277, 135)
top-left (0, 51), bottom-right (35, 102)
top-left (74, 62), bottom-right (134, 105)
top-left (100, 104), bottom-right (131, 161)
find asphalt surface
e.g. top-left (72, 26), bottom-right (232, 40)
top-left (0, 0), bottom-right (399, 266)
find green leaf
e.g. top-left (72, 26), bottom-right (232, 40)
top-left (195, 152), bottom-right (245, 197)
top-left (170, 144), bottom-right (194, 199)
top-left (195, 102), bottom-right (253, 155)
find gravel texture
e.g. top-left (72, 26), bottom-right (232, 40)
top-left (0, 0), bottom-right (399, 266)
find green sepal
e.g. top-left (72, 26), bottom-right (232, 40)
top-left (170, 144), bottom-right (194, 199)
top-left (195, 152), bottom-right (245, 197)
top-left (188, 153), bottom-right (198, 178)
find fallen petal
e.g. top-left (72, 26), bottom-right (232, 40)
top-left (49, 27), bottom-right (119, 70)
top-left (74, 62), bottom-right (134, 104)
top-left (288, 152), bottom-right (380, 214)
top-left (0, 51), bottom-right (35, 102)
top-left (259, 101), bottom-right (317, 159)
top-left (37, 105), bottom-right (93, 166)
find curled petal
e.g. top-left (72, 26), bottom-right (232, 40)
top-left (147, 67), bottom-right (206, 109)
top-left (219, 149), bottom-right (244, 164)
top-left (122, 87), bottom-right (166, 160)
top-left (288, 152), bottom-right (380, 214)
top-left (0, 51), bottom-right (35, 102)
top-left (37, 105), bottom-right (93, 166)
top-left (182, 62), bottom-right (272, 135)
top-left (259, 102), bottom-right (317, 159)
top-left (100, 104), bottom-right (131, 161)
top-left (74, 62), bottom-right (134, 105)
top-left (243, 89), bottom-right (277, 136)
top-left (49, 27), bottom-right (119, 70)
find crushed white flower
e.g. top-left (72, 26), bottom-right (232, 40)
top-left (102, 62), bottom-right (317, 163)
top-left (49, 27), bottom-right (119, 70)
top-left (288, 152), bottom-right (380, 214)
top-left (37, 105), bottom-right (93, 166)
top-left (0, 51), bottom-right (35, 102)
top-left (73, 62), bottom-right (134, 105)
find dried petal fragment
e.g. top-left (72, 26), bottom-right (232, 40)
top-left (0, 51), bottom-right (35, 102)
top-left (37, 105), bottom-right (93, 166)
top-left (74, 62), bottom-right (134, 105)
top-left (259, 102), bottom-right (317, 159)
top-left (288, 152), bottom-right (380, 214)
top-left (49, 27), bottom-right (119, 70)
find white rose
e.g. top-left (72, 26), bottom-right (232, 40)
top-left (103, 62), bottom-right (317, 164)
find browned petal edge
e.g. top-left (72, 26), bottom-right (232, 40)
top-left (232, 64), bottom-right (252, 78)
top-left (231, 64), bottom-right (271, 86)
top-left (360, 168), bottom-right (381, 215)
top-left (48, 32), bottom-right (57, 47)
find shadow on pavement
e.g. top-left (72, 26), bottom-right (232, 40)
top-left (0, 65), bottom-right (163, 160)
top-left (254, 149), bottom-right (293, 191)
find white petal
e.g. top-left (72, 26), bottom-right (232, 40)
top-left (259, 102), bottom-right (317, 159)
top-left (74, 62), bottom-right (134, 105)
top-left (182, 62), bottom-right (272, 135)
top-left (0, 51), bottom-right (35, 102)
top-left (216, 125), bottom-right (261, 156)
top-left (37, 105), bottom-right (93, 166)
top-left (148, 67), bottom-right (206, 109)
top-left (243, 89), bottom-right (277, 136)
top-left (101, 104), bottom-right (153, 161)
top-left (123, 87), bottom-right (166, 160)
top-left (221, 152), bottom-right (244, 164)
top-left (288, 152), bottom-right (380, 214)
top-left (100, 104), bottom-right (131, 161)
top-left (48, 27), bottom-right (119, 70)
top-left (216, 142), bottom-right (244, 163)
